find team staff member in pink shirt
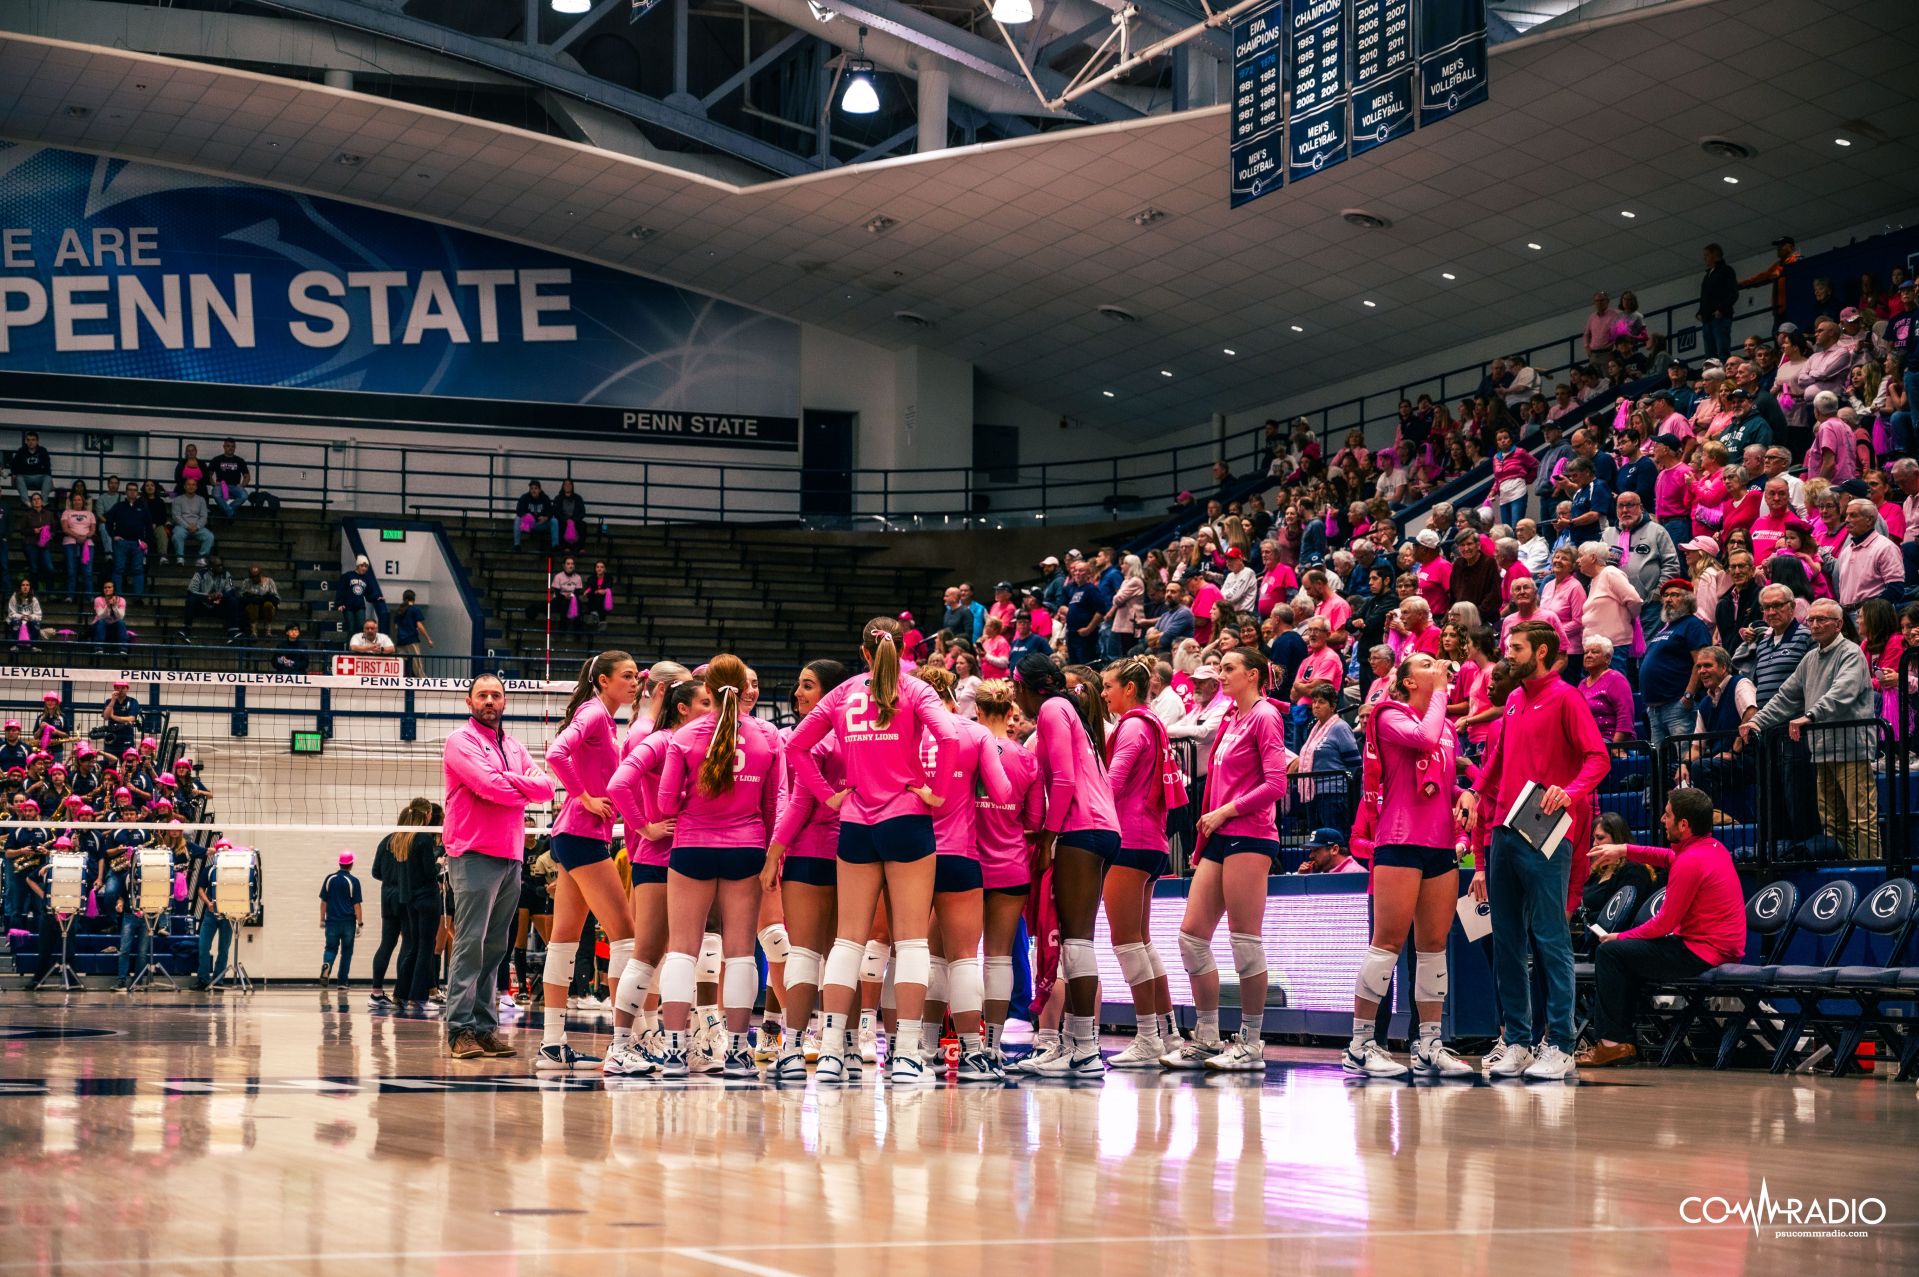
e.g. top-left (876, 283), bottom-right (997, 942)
top-left (1014, 653), bottom-right (1123, 1078)
top-left (1100, 656), bottom-right (1185, 1068)
top-left (971, 679), bottom-right (1045, 1068)
top-left (787, 616), bottom-right (959, 1085)
top-left (653, 654), bottom-right (784, 1078)
top-left (1462, 621), bottom-right (1612, 1082)
top-left (761, 659), bottom-right (849, 1082)
top-left (1344, 654), bottom-right (1477, 1080)
top-left (1578, 787), bottom-right (1747, 1068)
top-left (538, 651), bottom-right (642, 1070)
top-left (441, 673), bottom-right (556, 1062)
top-left (603, 676), bottom-right (709, 1076)
top-left (1169, 647), bottom-right (1287, 1074)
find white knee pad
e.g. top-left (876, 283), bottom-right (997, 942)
top-left (1356, 945), bottom-right (1397, 1002)
top-left (1143, 940), bottom-right (1167, 981)
top-left (1060, 937), bottom-right (1097, 982)
top-left (657, 950), bottom-right (697, 1007)
top-left (926, 955), bottom-right (950, 1005)
top-left (880, 956), bottom-right (897, 1010)
top-left (614, 959), bottom-right (655, 1017)
top-left (859, 939), bottom-right (889, 982)
top-left (542, 940), bottom-right (578, 986)
top-left (722, 956), bottom-right (759, 1012)
top-left (947, 956), bottom-right (984, 1015)
top-left (1229, 932), bottom-right (1267, 980)
top-left (1114, 941), bottom-right (1154, 988)
top-left (1415, 950), bottom-right (1448, 1004)
top-left (785, 947), bottom-right (822, 990)
top-left (822, 938), bottom-right (864, 992)
top-left (757, 924), bottom-right (790, 965)
top-left (605, 937), bottom-right (634, 985)
top-left (983, 955), bottom-right (1014, 1004)
top-left (1177, 931), bottom-right (1216, 978)
top-left (893, 937), bottom-right (931, 989)
top-left (696, 932), bottom-right (723, 982)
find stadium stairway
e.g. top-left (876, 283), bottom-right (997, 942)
top-left (433, 517), bottom-right (952, 673)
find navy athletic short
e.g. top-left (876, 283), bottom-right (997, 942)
top-left (1197, 836), bottom-right (1280, 865)
top-left (837, 814), bottom-right (936, 864)
top-left (1056, 829), bottom-right (1121, 861)
top-left (782, 856), bottom-right (838, 888)
top-left (549, 833), bottom-right (611, 871)
top-left (630, 863), bottom-right (667, 886)
top-left (1373, 843), bottom-right (1460, 880)
top-left (1110, 846), bottom-right (1171, 877)
top-left (669, 846), bottom-right (766, 882)
top-left (933, 853), bottom-right (984, 894)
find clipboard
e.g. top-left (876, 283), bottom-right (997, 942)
top-left (1456, 893), bottom-right (1493, 942)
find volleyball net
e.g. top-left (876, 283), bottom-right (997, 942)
top-left (0, 663), bottom-right (574, 842)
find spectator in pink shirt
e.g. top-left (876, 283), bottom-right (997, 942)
top-left (1807, 392), bottom-right (1857, 482)
top-left (1749, 477), bottom-right (1797, 562)
top-left (1834, 498), bottom-right (1907, 608)
top-left (1584, 291), bottom-right (1623, 366)
top-left (1577, 541), bottom-right (1641, 668)
top-left (1538, 547), bottom-right (1586, 656)
top-left (1501, 574), bottom-right (1566, 651)
top-left (1578, 637), bottom-right (1637, 741)
top-left (1303, 566), bottom-right (1349, 632)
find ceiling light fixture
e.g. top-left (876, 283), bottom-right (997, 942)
top-left (1222, 348), bottom-right (1237, 356)
top-left (1290, 324), bottom-right (1304, 333)
top-left (1620, 210), bottom-right (1636, 218)
top-left (551, 0), bottom-right (592, 14)
top-left (336, 153), bottom-right (364, 167)
top-left (1102, 390), bottom-right (1116, 398)
top-left (840, 29), bottom-right (880, 114)
top-left (1834, 137), bottom-right (1852, 147)
top-left (992, 0), bottom-right (1035, 23)
top-left (1159, 370), bottom-right (1173, 378)
top-left (1526, 242), bottom-right (1542, 250)
top-left (1362, 299), bottom-right (1377, 308)
top-left (1441, 272), bottom-right (1456, 281)
top-left (1722, 175), bottom-right (1739, 184)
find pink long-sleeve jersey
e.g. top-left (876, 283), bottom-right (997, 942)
top-left (607, 729), bottom-right (674, 867)
top-left (785, 672), bottom-right (956, 826)
top-left (442, 718), bottom-right (555, 859)
top-left (544, 697), bottom-right (621, 842)
top-left (1201, 697), bottom-right (1289, 841)
top-left (924, 713), bottom-right (1015, 856)
top-left (772, 726), bottom-right (844, 861)
top-left (1106, 709), bottom-right (1170, 852)
top-left (1371, 694), bottom-right (1460, 850)
top-left (658, 711), bottom-right (784, 848)
top-left (976, 734), bottom-right (1044, 888)
top-left (1034, 696), bottom-right (1119, 836)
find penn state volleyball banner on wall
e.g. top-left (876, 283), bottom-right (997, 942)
top-left (0, 145), bottom-right (801, 451)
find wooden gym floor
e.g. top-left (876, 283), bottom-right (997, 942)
top-left (0, 990), bottom-right (1912, 1276)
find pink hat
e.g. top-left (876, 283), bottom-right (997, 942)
top-left (41, 691), bottom-right (59, 703)
top-left (140, 737), bottom-right (158, 750)
top-left (113, 787), bottom-right (132, 800)
top-left (48, 763), bottom-right (66, 776)
top-left (112, 679), bottom-right (130, 690)
top-left (16, 798), bottom-right (39, 812)
top-left (3, 720), bottom-right (18, 731)
top-left (62, 794), bottom-right (83, 807)
top-left (77, 805), bottom-right (95, 818)
top-left (338, 851), bottom-right (355, 866)
top-left (158, 774), bottom-right (177, 787)
top-left (211, 838), bottom-right (232, 850)
top-left (173, 758), bottom-right (193, 771)
top-left (152, 798), bottom-right (174, 812)
top-left (52, 836), bottom-right (72, 850)
top-left (121, 748), bottom-right (139, 759)
top-left (74, 742), bottom-right (94, 759)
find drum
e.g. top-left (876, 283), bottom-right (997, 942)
top-left (47, 851), bottom-right (89, 917)
top-left (213, 848), bottom-right (257, 920)
top-left (134, 848), bottom-right (175, 915)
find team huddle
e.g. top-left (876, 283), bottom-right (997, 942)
top-left (439, 611), bottom-right (1543, 1084)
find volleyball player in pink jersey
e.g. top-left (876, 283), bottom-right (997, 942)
top-left (1013, 653), bottom-right (1121, 1077)
top-left (763, 659), bottom-right (849, 1082)
top-left (740, 662), bottom-right (791, 1058)
top-left (786, 616), bottom-right (960, 1085)
top-left (537, 651), bottom-right (642, 1070)
top-left (913, 666), bottom-right (1015, 1081)
top-left (972, 678), bottom-right (1044, 1068)
top-left (1169, 647), bottom-right (1285, 1072)
top-left (1344, 652), bottom-right (1476, 1078)
top-left (1100, 656), bottom-right (1182, 1067)
top-left (654, 654), bottom-right (785, 1078)
top-left (604, 675), bottom-right (709, 1075)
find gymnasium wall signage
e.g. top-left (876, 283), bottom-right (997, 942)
top-left (0, 145), bottom-right (801, 452)
top-left (1229, 0), bottom-right (1487, 208)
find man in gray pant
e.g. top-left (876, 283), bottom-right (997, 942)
top-left (440, 674), bottom-right (555, 1059)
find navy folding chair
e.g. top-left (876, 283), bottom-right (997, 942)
top-left (1648, 880), bottom-right (1800, 1067)
top-left (1699, 880), bottom-right (1858, 1070)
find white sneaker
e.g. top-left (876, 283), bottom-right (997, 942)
top-left (1342, 1040), bottom-right (1410, 1078)
top-left (815, 1053), bottom-right (848, 1085)
top-left (1009, 1041), bottom-right (1063, 1075)
top-left (588, 996), bottom-right (612, 1014)
top-left (802, 1028), bottom-right (822, 1063)
top-left (1203, 1030), bottom-right (1265, 1072)
top-left (1522, 1044), bottom-right (1578, 1081)
top-left (497, 993), bottom-right (516, 1014)
top-left (857, 1025), bottom-right (879, 1063)
top-left (751, 1029), bottom-right (780, 1063)
top-left (1483, 1041), bottom-right (1536, 1078)
top-left (888, 1052), bottom-right (930, 1085)
top-left (1108, 1034), bottom-right (1168, 1069)
top-left (1160, 1037), bottom-right (1224, 1070)
top-left (1412, 1039), bottom-right (1476, 1078)
top-left (534, 1043), bottom-right (600, 1071)
top-left (955, 1049), bottom-right (1005, 1083)
top-left (1030, 1043), bottom-right (1105, 1078)
top-left (566, 995), bottom-right (584, 1010)
top-left (770, 1050), bottom-right (808, 1083)
top-left (602, 1042), bottom-right (657, 1076)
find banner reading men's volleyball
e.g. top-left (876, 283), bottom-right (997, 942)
top-left (0, 144), bottom-right (801, 450)
top-left (1417, 0), bottom-right (1489, 126)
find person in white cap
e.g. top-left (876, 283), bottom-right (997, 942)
top-left (319, 851), bottom-right (364, 987)
top-left (334, 555), bottom-right (385, 636)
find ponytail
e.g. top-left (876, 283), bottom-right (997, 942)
top-left (1062, 664), bottom-right (1109, 757)
top-left (914, 664), bottom-right (957, 705)
top-left (655, 677), bottom-right (705, 735)
top-left (863, 616), bottom-right (903, 728)
top-left (561, 649), bottom-right (635, 728)
top-left (697, 655), bottom-right (747, 797)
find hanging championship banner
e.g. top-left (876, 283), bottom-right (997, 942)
top-left (1350, 0), bottom-right (1416, 155)
top-left (1417, 0), bottom-right (1489, 126)
top-left (1229, 0), bottom-right (1289, 208)
top-left (1286, 0), bottom-right (1348, 179)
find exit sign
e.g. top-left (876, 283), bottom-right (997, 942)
top-left (380, 529), bottom-right (406, 542)
top-left (290, 730), bottom-right (325, 755)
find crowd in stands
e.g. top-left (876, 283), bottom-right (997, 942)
top-left (902, 244), bottom-right (1916, 872)
top-left (0, 686), bottom-right (234, 989)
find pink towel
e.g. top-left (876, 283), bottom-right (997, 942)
top-left (600, 589), bottom-right (614, 612)
top-left (172, 871), bottom-right (189, 902)
top-left (35, 526), bottom-right (51, 548)
top-left (518, 514), bottom-right (534, 533)
top-left (563, 519), bottom-right (578, 543)
top-left (565, 595), bottom-right (579, 620)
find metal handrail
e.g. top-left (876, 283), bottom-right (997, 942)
top-left (3, 297), bottom-right (1771, 529)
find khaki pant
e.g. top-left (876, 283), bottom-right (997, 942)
top-left (396, 641), bottom-right (424, 678)
top-left (1814, 759), bottom-right (1880, 861)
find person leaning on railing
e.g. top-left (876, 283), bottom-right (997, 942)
top-left (1739, 598), bottom-right (1880, 860)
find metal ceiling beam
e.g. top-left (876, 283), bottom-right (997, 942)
top-left (700, 26), bottom-right (810, 110)
top-left (1088, 0), bottom-right (1233, 62)
top-left (548, 0), bottom-right (628, 55)
top-left (250, 0), bottom-right (818, 176)
top-left (817, 0), bottom-right (1142, 122)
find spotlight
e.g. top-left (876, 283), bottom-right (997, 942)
top-left (992, 0), bottom-right (1034, 22)
top-left (552, 0), bottom-right (591, 13)
top-left (841, 27), bottom-right (880, 114)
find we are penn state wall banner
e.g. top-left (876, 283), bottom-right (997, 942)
top-left (0, 144), bottom-right (801, 452)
